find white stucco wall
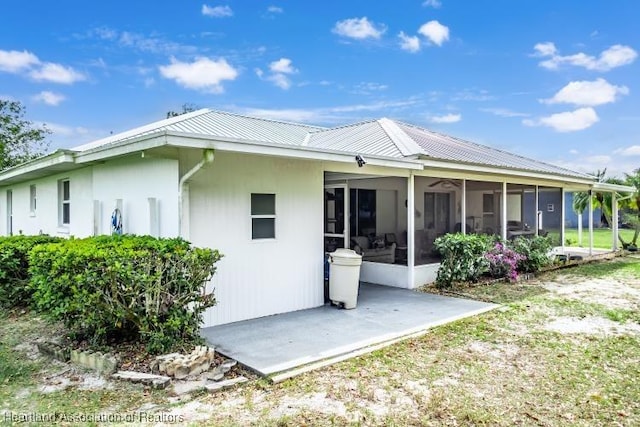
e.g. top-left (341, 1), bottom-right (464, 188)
top-left (1, 167), bottom-right (94, 237)
top-left (188, 152), bottom-right (324, 327)
top-left (92, 156), bottom-right (179, 237)
top-left (0, 156), bottom-right (179, 238)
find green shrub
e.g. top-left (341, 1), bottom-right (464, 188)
top-left (0, 235), bottom-right (62, 308)
top-left (485, 241), bottom-right (525, 281)
top-left (434, 233), bottom-right (493, 288)
top-left (29, 235), bottom-right (221, 354)
top-left (510, 235), bottom-right (553, 273)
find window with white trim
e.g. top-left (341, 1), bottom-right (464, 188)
top-left (251, 193), bottom-right (275, 239)
top-left (58, 179), bottom-right (70, 226)
top-left (547, 203), bottom-right (554, 213)
top-left (29, 185), bottom-right (36, 215)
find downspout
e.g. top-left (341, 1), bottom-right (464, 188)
top-left (179, 149), bottom-right (215, 238)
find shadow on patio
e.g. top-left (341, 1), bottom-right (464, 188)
top-left (201, 283), bottom-right (497, 378)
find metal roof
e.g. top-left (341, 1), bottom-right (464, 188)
top-left (394, 121), bottom-right (593, 179)
top-left (68, 109), bottom-right (592, 180)
top-left (306, 119), bottom-right (405, 158)
top-left (72, 109), bottom-right (324, 152)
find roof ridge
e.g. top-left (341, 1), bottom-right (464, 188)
top-left (72, 108), bottom-right (212, 151)
top-left (209, 109), bottom-right (326, 130)
top-left (307, 118), bottom-right (379, 134)
top-left (377, 118), bottom-right (425, 157)
top-left (396, 120), bottom-right (592, 178)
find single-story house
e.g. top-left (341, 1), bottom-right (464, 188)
top-left (0, 109), bottom-right (633, 327)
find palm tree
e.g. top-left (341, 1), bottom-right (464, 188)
top-left (571, 169), bottom-right (624, 245)
top-left (622, 168), bottom-right (640, 246)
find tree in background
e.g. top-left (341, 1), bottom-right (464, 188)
top-left (166, 103), bottom-right (199, 119)
top-left (621, 168), bottom-right (640, 247)
top-left (573, 168), bottom-right (640, 248)
top-left (0, 100), bottom-right (50, 171)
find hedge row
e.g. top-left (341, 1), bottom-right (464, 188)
top-left (1, 235), bottom-right (221, 354)
top-left (434, 233), bottom-right (553, 288)
top-left (0, 235), bottom-right (62, 308)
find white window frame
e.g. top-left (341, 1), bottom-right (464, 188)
top-left (250, 193), bottom-right (276, 240)
top-left (58, 179), bottom-right (70, 226)
top-left (29, 184), bottom-right (37, 216)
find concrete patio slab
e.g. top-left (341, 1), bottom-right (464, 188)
top-left (201, 283), bottom-right (497, 376)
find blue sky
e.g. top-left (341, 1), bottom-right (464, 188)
top-left (1, 0), bottom-right (638, 177)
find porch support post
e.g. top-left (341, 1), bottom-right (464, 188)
top-left (612, 192), bottom-right (618, 251)
top-left (578, 212), bottom-right (583, 246)
top-left (501, 181), bottom-right (507, 241)
top-left (561, 188), bottom-right (566, 252)
top-left (461, 179), bottom-right (466, 235)
top-left (588, 190), bottom-right (594, 256)
top-left (535, 185), bottom-right (539, 236)
top-left (407, 173), bottom-right (415, 289)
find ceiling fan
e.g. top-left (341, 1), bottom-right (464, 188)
top-left (428, 179), bottom-right (461, 188)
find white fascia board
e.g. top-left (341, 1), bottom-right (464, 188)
top-left (592, 182), bottom-right (635, 193)
top-left (0, 150), bottom-right (76, 184)
top-left (419, 158), bottom-right (595, 187)
top-left (73, 134), bottom-right (168, 163)
top-left (164, 132), bottom-right (424, 170)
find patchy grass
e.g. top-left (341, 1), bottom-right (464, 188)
top-left (0, 310), bottom-right (170, 421)
top-left (548, 227), bottom-right (636, 249)
top-left (546, 255), bottom-right (640, 280)
top-left (2, 257), bottom-right (640, 425)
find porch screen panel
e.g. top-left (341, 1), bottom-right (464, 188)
top-left (349, 189), bottom-right (376, 237)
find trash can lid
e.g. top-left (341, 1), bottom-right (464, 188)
top-left (329, 248), bottom-right (363, 265)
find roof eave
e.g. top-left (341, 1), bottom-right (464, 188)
top-left (592, 182), bottom-right (636, 193)
top-left (418, 156), bottom-right (596, 185)
top-left (0, 150), bottom-right (77, 185)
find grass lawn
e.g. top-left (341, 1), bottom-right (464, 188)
top-left (2, 256), bottom-right (640, 425)
top-left (547, 227), bottom-right (636, 249)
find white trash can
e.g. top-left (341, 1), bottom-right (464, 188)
top-left (328, 248), bottom-right (363, 309)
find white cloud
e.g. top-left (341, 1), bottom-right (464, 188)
top-left (257, 58), bottom-right (298, 90)
top-left (398, 32), bottom-right (421, 53)
top-left (201, 4), bottom-right (233, 17)
top-left (332, 17), bottom-right (386, 40)
top-left (422, 0), bottom-right (442, 8)
top-left (29, 63), bottom-right (85, 84)
top-left (89, 26), bottom-right (197, 55)
top-left (45, 122), bottom-right (90, 138)
top-left (267, 5), bottom-right (283, 13)
top-left (533, 42), bottom-right (637, 71)
top-left (269, 58), bottom-right (296, 74)
top-left (267, 73), bottom-right (292, 90)
top-left (0, 49), bottom-right (40, 73)
top-left (33, 91), bottom-right (66, 106)
top-left (428, 113), bottom-right (461, 123)
top-left (569, 149), bottom-right (579, 155)
top-left (532, 42), bottom-right (557, 57)
top-left (479, 108), bottom-right (530, 118)
top-left (0, 49), bottom-right (84, 85)
top-left (542, 78), bottom-right (629, 106)
top-left (615, 145), bottom-right (640, 156)
top-left (159, 57), bottom-right (238, 93)
top-left (585, 154), bottom-right (612, 164)
top-left (452, 89), bottom-right (494, 102)
top-left (418, 20), bottom-right (450, 46)
top-left (523, 107), bottom-right (599, 132)
top-left (233, 99), bottom-right (418, 124)
top-left (351, 81), bottom-right (388, 95)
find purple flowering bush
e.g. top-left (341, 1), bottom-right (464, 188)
top-left (485, 242), bottom-right (525, 282)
